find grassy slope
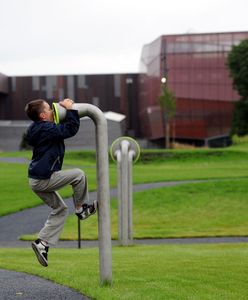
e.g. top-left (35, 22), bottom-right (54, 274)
top-left (0, 244), bottom-right (248, 300)
top-left (51, 178), bottom-right (248, 239)
top-left (2, 146), bottom-right (248, 216)
top-left (21, 178), bottom-right (248, 241)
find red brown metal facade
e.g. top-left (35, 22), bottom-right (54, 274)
top-left (139, 32), bottom-right (248, 145)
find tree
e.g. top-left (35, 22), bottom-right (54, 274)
top-left (227, 39), bottom-right (248, 98)
top-left (227, 39), bottom-right (248, 136)
top-left (158, 84), bottom-right (176, 148)
top-left (230, 99), bottom-right (248, 136)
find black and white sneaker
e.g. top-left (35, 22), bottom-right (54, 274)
top-left (31, 239), bottom-right (49, 267)
top-left (76, 200), bottom-right (97, 220)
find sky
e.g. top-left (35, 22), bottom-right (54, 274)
top-left (0, 0), bottom-right (247, 76)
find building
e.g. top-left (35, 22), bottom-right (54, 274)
top-left (1, 31), bottom-right (248, 148)
top-left (139, 32), bottom-right (248, 146)
top-left (3, 73), bottom-right (139, 135)
top-left (0, 73), bottom-right (8, 119)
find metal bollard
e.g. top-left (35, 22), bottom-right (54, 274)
top-left (110, 137), bottom-right (140, 246)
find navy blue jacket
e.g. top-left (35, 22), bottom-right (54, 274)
top-left (27, 109), bottom-right (80, 179)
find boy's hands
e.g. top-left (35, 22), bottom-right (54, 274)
top-left (59, 98), bottom-right (74, 109)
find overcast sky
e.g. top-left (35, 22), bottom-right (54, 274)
top-left (0, 0), bottom-right (247, 76)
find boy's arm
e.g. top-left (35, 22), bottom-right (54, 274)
top-left (45, 99), bottom-right (80, 139)
top-left (59, 98), bottom-right (74, 110)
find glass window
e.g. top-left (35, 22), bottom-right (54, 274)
top-left (46, 76), bottom-right (57, 99)
top-left (59, 88), bottom-right (64, 99)
top-left (114, 74), bottom-right (121, 97)
top-left (32, 77), bottom-right (40, 91)
top-left (67, 76), bottom-right (75, 99)
top-left (77, 75), bottom-right (88, 89)
top-left (11, 77), bottom-right (16, 92)
top-left (92, 97), bottom-right (99, 106)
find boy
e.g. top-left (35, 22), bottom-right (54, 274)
top-left (25, 98), bottom-right (97, 267)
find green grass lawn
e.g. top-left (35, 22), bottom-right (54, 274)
top-left (0, 243), bottom-right (247, 300)
top-left (21, 178), bottom-right (248, 241)
top-left (2, 146), bottom-right (248, 216)
top-left (0, 162), bottom-right (100, 216)
top-left (1, 146), bottom-right (248, 299)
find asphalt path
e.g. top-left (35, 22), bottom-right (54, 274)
top-left (0, 269), bottom-right (89, 300)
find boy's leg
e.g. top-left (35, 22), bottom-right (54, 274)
top-left (46, 168), bottom-right (90, 208)
top-left (34, 190), bottom-right (68, 246)
top-left (29, 168), bottom-right (90, 244)
top-left (29, 189), bottom-right (67, 266)
top-left (47, 169), bottom-right (97, 220)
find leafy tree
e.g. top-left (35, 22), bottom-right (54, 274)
top-left (227, 39), bottom-right (248, 136)
top-left (227, 39), bottom-right (248, 98)
top-left (231, 99), bottom-right (248, 136)
top-left (158, 84), bottom-right (176, 148)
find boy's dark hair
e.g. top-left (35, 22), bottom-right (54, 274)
top-left (25, 99), bottom-right (45, 121)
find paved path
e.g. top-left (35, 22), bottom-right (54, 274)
top-left (0, 157), bottom-right (30, 164)
top-left (0, 269), bottom-right (88, 300)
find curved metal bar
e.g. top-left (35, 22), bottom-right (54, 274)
top-left (53, 103), bottom-right (112, 285)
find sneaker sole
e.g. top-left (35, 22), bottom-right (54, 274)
top-left (31, 242), bottom-right (48, 267)
top-left (79, 200), bottom-right (98, 221)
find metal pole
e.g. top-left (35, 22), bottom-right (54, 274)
top-left (78, 217), bottom-right (81, 249)
top-left (95, 110), bottom-right (112, 285)
top-left (116, 150), bottom-right (122, 242)
top-left (128, 150), bottom-right (135, 243)
top-left (110, 137), bottom-right (140, 247)
top-left (120, 140), bottom-right (130, 246)
top-left (53, 103), bottom-right (112, 285)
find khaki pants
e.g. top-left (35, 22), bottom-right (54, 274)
top-left (29, 168), bottom-right (89, 246)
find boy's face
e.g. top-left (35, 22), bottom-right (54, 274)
top-left (39, 102), bottom-right (54, 122)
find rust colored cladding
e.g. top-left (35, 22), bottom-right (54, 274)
top-left (138, 106), bottom-right (164, 139)
top-left (139, 32), bottom-right (248, 142)
top-left (138, 97), bottom-right (235, 140)
top-left (175, 98), bottom-right (235, 139)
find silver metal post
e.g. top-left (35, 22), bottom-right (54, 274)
top-left (110, 137), bottom-right (140, 247)
top-left (120, 140), bottom-right (130, 246)
top-left (53, 103), bottom-right (112, 285)
top-left (128, 150), bottom-right (135, 243)
top-left (78, 217), bottom-right (81, 249)
top-left (116, 150), bottom-right (122, 242)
